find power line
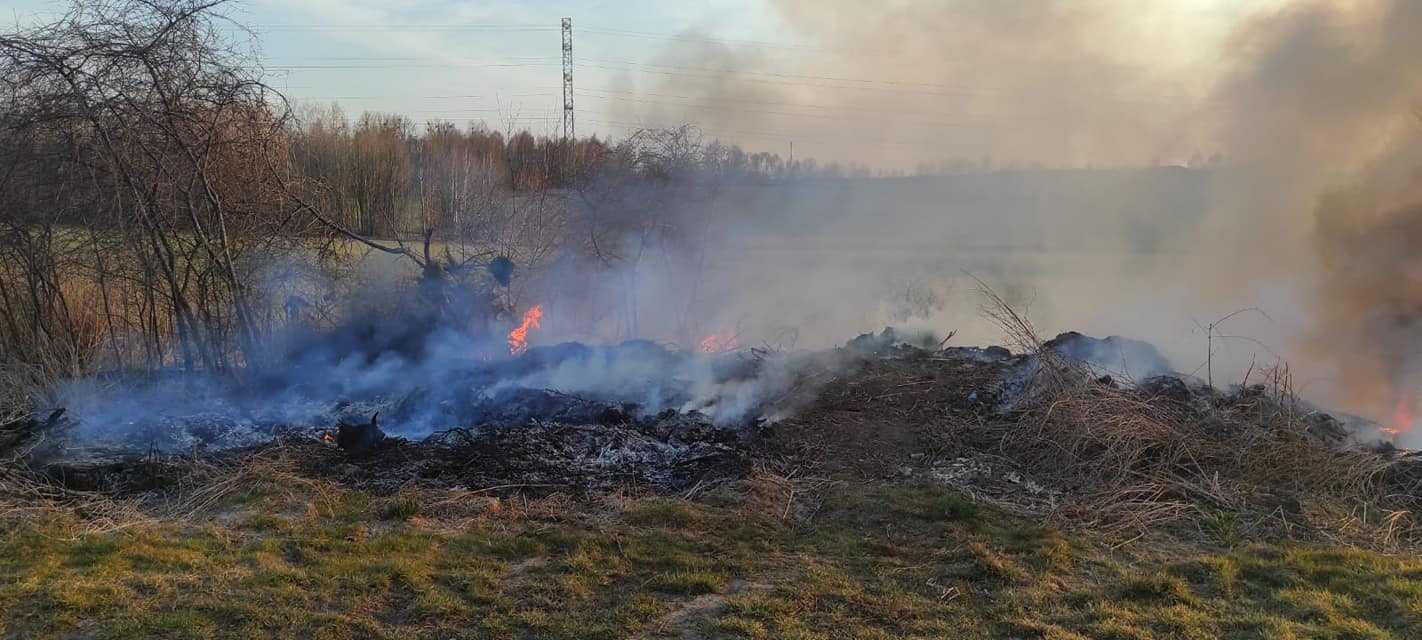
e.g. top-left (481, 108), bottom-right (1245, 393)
top-left (576, 62), bottom-right (1007, 99)
top-left (251, 24), bottom-right (556, 32)
top-left (579, 26), bottom-right (832, 53)
top-left (575, 86), bottom-right (1205, 126)
top-left (573, 87), bottom-right (1082, 124)
top-left (266, 56), bottom-right (555, 62)
top-left (581, 57), bottom-right (957, 90)
top-left (576, 86), bottom-right (932, 114)
top-left (573, 90), bottom-right (995, 129)
top-left (579, 58), bottom-right (1218, 107)
top-left (285, 92), bottom-right (558, 100)
top-left (265, 62), bottom-right (558, 70)
top-left (582, 118), bottom-right (979, 151)
top-left (583, 118), bottom-right (794, 141)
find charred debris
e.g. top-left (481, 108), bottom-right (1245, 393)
top-left (4, 339), bottom-right (793, 494)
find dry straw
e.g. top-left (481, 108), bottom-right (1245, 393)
top-left (974, 279), bottom-right (1421, 548)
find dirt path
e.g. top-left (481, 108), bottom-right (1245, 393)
top-left (641, 579), bottom-right (772, 639)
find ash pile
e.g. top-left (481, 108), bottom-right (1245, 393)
top-left (297, 400), bottom-right (746, 494)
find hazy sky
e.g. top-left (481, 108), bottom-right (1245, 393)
top-left (3, 0), bottom-right (1288, 167)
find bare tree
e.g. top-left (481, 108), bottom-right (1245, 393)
top-left (0, 0), bottom-right (314, 373)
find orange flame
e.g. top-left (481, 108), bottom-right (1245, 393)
top-left (508, 305), bottom-right (543, 355)
top-left (1382, 392), bottom-right (1415, 439)
top-left (698, 332), bottom-right (739, 354)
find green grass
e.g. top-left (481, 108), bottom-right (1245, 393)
top-left (378, 495), bottom-right (423, 521)
top-left (1, 481), bottom-right (1419, 639)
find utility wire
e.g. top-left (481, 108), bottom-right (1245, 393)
top-left (573, 90), bottom-right (995, 129)
top-left (251, 24), bottom-right (557, 32)
top-left (583, 118), bottom-right (979, 151)
top-left (575, 87), bottom-right (1056, 122)
top-left (578, 58), bottom-right (1220, 107)
top-left (582, 56), bottom-right (961, 90)
top-left (287, 92), bottom-right (558, 100)
top-left (578, 26), bottom-right (835, 53)
top-left (266, 62), bottom-right (558, 70)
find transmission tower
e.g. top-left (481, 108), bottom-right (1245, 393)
top-left (561, 18), bottom-right (574, 142)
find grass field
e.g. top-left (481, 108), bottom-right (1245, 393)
top-left (3, 476), bottom-right (1419, 639)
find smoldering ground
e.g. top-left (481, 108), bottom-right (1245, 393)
top-left (46, 294), bottom-right (831, 456)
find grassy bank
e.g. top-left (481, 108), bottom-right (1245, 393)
top-left (3, 477), bottom-right (1419, 639)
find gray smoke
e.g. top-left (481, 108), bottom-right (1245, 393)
top-left (1203, 0), bottom-right (1422, 440)
top-left (46, 285), bottom-right (823, 457)
top-left (595, 0), bottom-right (1422, 442)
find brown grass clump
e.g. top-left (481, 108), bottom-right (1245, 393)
top-left (974, 283), bottom-right (1422, 548)
top-left (0, 441), bottom-right (337, 538)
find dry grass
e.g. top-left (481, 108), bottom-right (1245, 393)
top-left (0, 442), bottom-right (340, 539)
top-left (973, 283), bottom-right (1422, 549)
top-left (0, 269), bottom-right (166, 423)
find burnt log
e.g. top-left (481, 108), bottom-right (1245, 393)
top-left (1139, 375), bottom-right (1191, 403)
top-left (1044, 331), bottom-right (1173, 378)
top-left (1, 408), bottom-right (65, 456)
top-left (1301, 412), bottom-right (1348, 445)
top-left (336, 413), bottom-right (387, 454)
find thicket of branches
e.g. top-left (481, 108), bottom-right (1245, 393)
top-left (0, 0), bottom-right (314, 417)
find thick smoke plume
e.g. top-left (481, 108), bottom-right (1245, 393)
top-left (603, 0), bottom-right (1422, 443)
top-left (635, 0), bottom-right (1215, 169)
top-left (1209, 0), bottom-right (1422, 440)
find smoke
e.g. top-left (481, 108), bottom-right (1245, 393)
top-left (1203, 0), bottom-right (1422, 440)
top-left (47, 281), bottom-right (823, 457)
top-left (591, 0), bottom-right (1422, 443)
top-left (588, 1), bottom-right (1241, 368)
top-left (621, 1), bottom-right (1217, 169)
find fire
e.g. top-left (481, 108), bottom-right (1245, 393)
top-left (698, 332), bottom-right (739, 354)
top-left (1382, 392), bottom-right (1416, 439)
top-left (508, 304), bottom-right (543, 355)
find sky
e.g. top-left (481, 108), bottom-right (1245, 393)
top-left (3, 0), bottom-right (1289, 168)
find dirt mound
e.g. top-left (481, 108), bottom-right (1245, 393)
top-left (769, 333), bottom-right (1422, 548)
